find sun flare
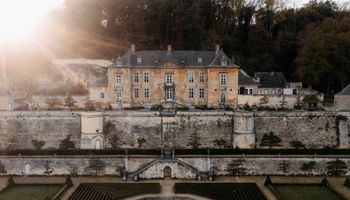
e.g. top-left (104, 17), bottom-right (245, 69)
top-left (0, 0), bottom-right (63, 41)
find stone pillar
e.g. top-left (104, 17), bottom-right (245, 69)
top-left (232, 114), bottom-right (255, 148)
top-left (124, 156), bottom-right (129, 171)
top-left (207, 156), bottom-right (211, 171)
top-left (338, 116), bottom-right (350, 148)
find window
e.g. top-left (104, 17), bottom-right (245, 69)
top-left (134, 88), bottom-right (139, 98)
top-left (137, 57), bottom-right (142, 64)
top-left (199, 88), bottom-right (205, 98)
top-left (188, 88), bottom-right (194, 98)
top-left (220, 88), bottom-right (227, 103)
top-left (100, 93), bottom-right (105, 99)
top-left (188, 72), bottom-right (194, 83)
top-left (199, 72), bottom-right (205, 83)
top-left (144, 72), bottom-right (149, 83)
top-left (116, 59), bottom-right (122, 66)
top-left (220, 73), bottom-right (227, 86)
top-left (144, 88), bottom-right (150, 99)
top-left (166, 88), bottom-right (173, 101)
top-left (116, 89), bottom-right (122, 101)
top-left (134, 72), bottom-right (139, 83)
top-left (180, 57), bottom-right (186, 65)
top-left (115, 74), bottom-right (122, 85)
top-left (244, 88), bottom-right (253, 95)
top-left (154, 57), bottom-right (159, 64)
top-left (95, 139), bottom-right (102, 149)
top-left (197, 57), bottom-right (203, 64)
top-left (165, 74), bottom-right (173, 84)
top-left (221, 59), bottom-right (227, 66)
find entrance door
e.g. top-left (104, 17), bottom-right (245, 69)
top-left (95, 139), bottom-right (102, 149)
top-left (164, 166), bottom-right (171, 178)
top-left (166, 88), bottom-right (173, 101)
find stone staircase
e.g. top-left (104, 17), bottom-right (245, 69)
top-left (123, 158), bottom-right (213, 181)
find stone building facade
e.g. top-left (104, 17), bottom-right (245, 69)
top-left (108, 45), bottom-right (239, 108)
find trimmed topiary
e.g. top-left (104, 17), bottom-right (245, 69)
top-left (65, 175), bottom-right (73, 187)
top-left (8, 176), bottom-right (15, 186)
top-left (264, 176), bottom-right (272, 186)
top-left (321, 177), bottom-right (329, 186)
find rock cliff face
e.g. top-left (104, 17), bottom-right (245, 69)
top-left (0, 111), bottom-right (349, 150)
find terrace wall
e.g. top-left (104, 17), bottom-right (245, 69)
top-left (0, 111), bottom-right (349, 149)
top-left (0, 155), bottom-right (350, 176)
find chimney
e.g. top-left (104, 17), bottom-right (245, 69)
top-left (131, 44), bottom-right (135, 54)
top-left (167, 45), bottom-right (172, 55)
top-left (215, 44), bottom-right (220, 55)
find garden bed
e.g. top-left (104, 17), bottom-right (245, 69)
top-left (69, 183), bottom-right (161, 200)
top-left (0, 184), bottom-right (64, 200)
top-left (273, 185), bottom-right (344, 200)
top-left (175, 183), bottom-right (266, 200)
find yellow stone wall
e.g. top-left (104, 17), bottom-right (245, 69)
top-left (108, 64), bottom-right (238, 107)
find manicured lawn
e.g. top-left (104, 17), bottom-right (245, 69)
top-left (69, 183), bottom-right (161, 200)
top-left (175, 183), bottom-right (266, 200)
top-left (0, 184), bottom-right (64, 200)
top-left (274, 185), bottom-right (344, 200)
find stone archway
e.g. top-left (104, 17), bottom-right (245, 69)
top-left (164, 166), bottom-right (172, 178)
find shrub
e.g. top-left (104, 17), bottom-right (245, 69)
top-left (44, 161), bottom-right (53, 176)
top-left (290, 140), bottom-right (306, 149)
top-left (59, 135), bottom-right (76, 150)
top-left (260, 132), bottom-right (281, 148)
top-left (326, 158), bottom-right (347, 176)
top-left (85, 159), bottom-right (106, 176)
top-left (0, 161), bottom-right (7, 174)
top-left (45, 97), bottom-right (63, 110)
top-left (300, 161), bottom-right (316, 172)
top-left (31, 139), bottom-right (46, 150)
top-left (137, 137), bottom-right (146, 148)
top-left (64, 95), bottom-right (76, 108)
top-left (214, 138), bottom-right (227, 148)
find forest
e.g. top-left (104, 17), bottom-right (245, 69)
top-left (2, 0), bottom-right (350, 95)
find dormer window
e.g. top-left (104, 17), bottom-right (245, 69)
top-left (197, 57), bottom-right (203, 64)
top-left (137, 57), bottom-right (142, 64)
top-left (116, 56), bottom-right (122, 66)
top-left (180, 57), bottom-right (186, 65)
top-left (221, 59), bottom-right (227, 66)
top-left (116, 60), bottom-right (122, 66)
top-left (154, 57), bottom-right (159, 64)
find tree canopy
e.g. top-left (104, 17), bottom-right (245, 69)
top-left (3, 0), bottom-right (350, 95)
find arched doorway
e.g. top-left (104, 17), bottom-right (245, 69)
top-left (95, 139), bottom-right (102, 149)
top-left (164, 166), bottom-right (171, 178)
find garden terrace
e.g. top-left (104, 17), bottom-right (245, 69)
top-left (265, 177), bottom-right (345, 200)
top-left (0, 184), bottom-right (65, 200)
top-left (68, 183), bottom-right (161, 200)
top-left (174, 148), bottom-right (350, 156)
top-left (175, 183), bottom-right (266, 200)
top-left (0, 148), bottom-right (349, 156)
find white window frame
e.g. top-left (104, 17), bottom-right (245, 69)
top-left (134, 72), bottom-right (139, 83)
top-left (144, 88), bottom-right (150, 99)
top-left (221, 60), bottom-right (227, 66)
top-left (199, 88), bottom-right (205, 98)
top-left (197, 57), bottom-right (203, 64)
top-left (134, 88), bottom-right (139, 98)
top-left (199, 72), bottom-right (205, 83)
top-left (115, 89), bottom-right (122, 102)
top-left (188, 88), bottom-right (194, 99)
top-left (166, 88), bottom-right (173, 101)
top-left (137, 57), bottom-right (142, 64)
top-left (188, 72), bottom-right (195, 83)
top-left (115, 73), bottom-right (122, 85)
top-left (144, 72), bottom-right (149, 83)
top-left (165, 74), bottom-right (173, 84)
top-left (220, 73), bottom-right (227, 86)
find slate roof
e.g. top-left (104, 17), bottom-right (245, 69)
top-left (255, 72), bottom-right (286, 88)
top-left (238, 70), bottom-right (260, 86)
top-left (336, 84), bottom-right (350, 95)
top-left (115, 50), bottom-right (237, 68)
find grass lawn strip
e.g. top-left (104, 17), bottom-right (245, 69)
top-left (274, 185), bottom-right (344, 200)
top-left (0, 184), bottom-right (64, 200)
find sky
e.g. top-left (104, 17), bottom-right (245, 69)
top-left (290, 0), bottom-right (349, 8)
